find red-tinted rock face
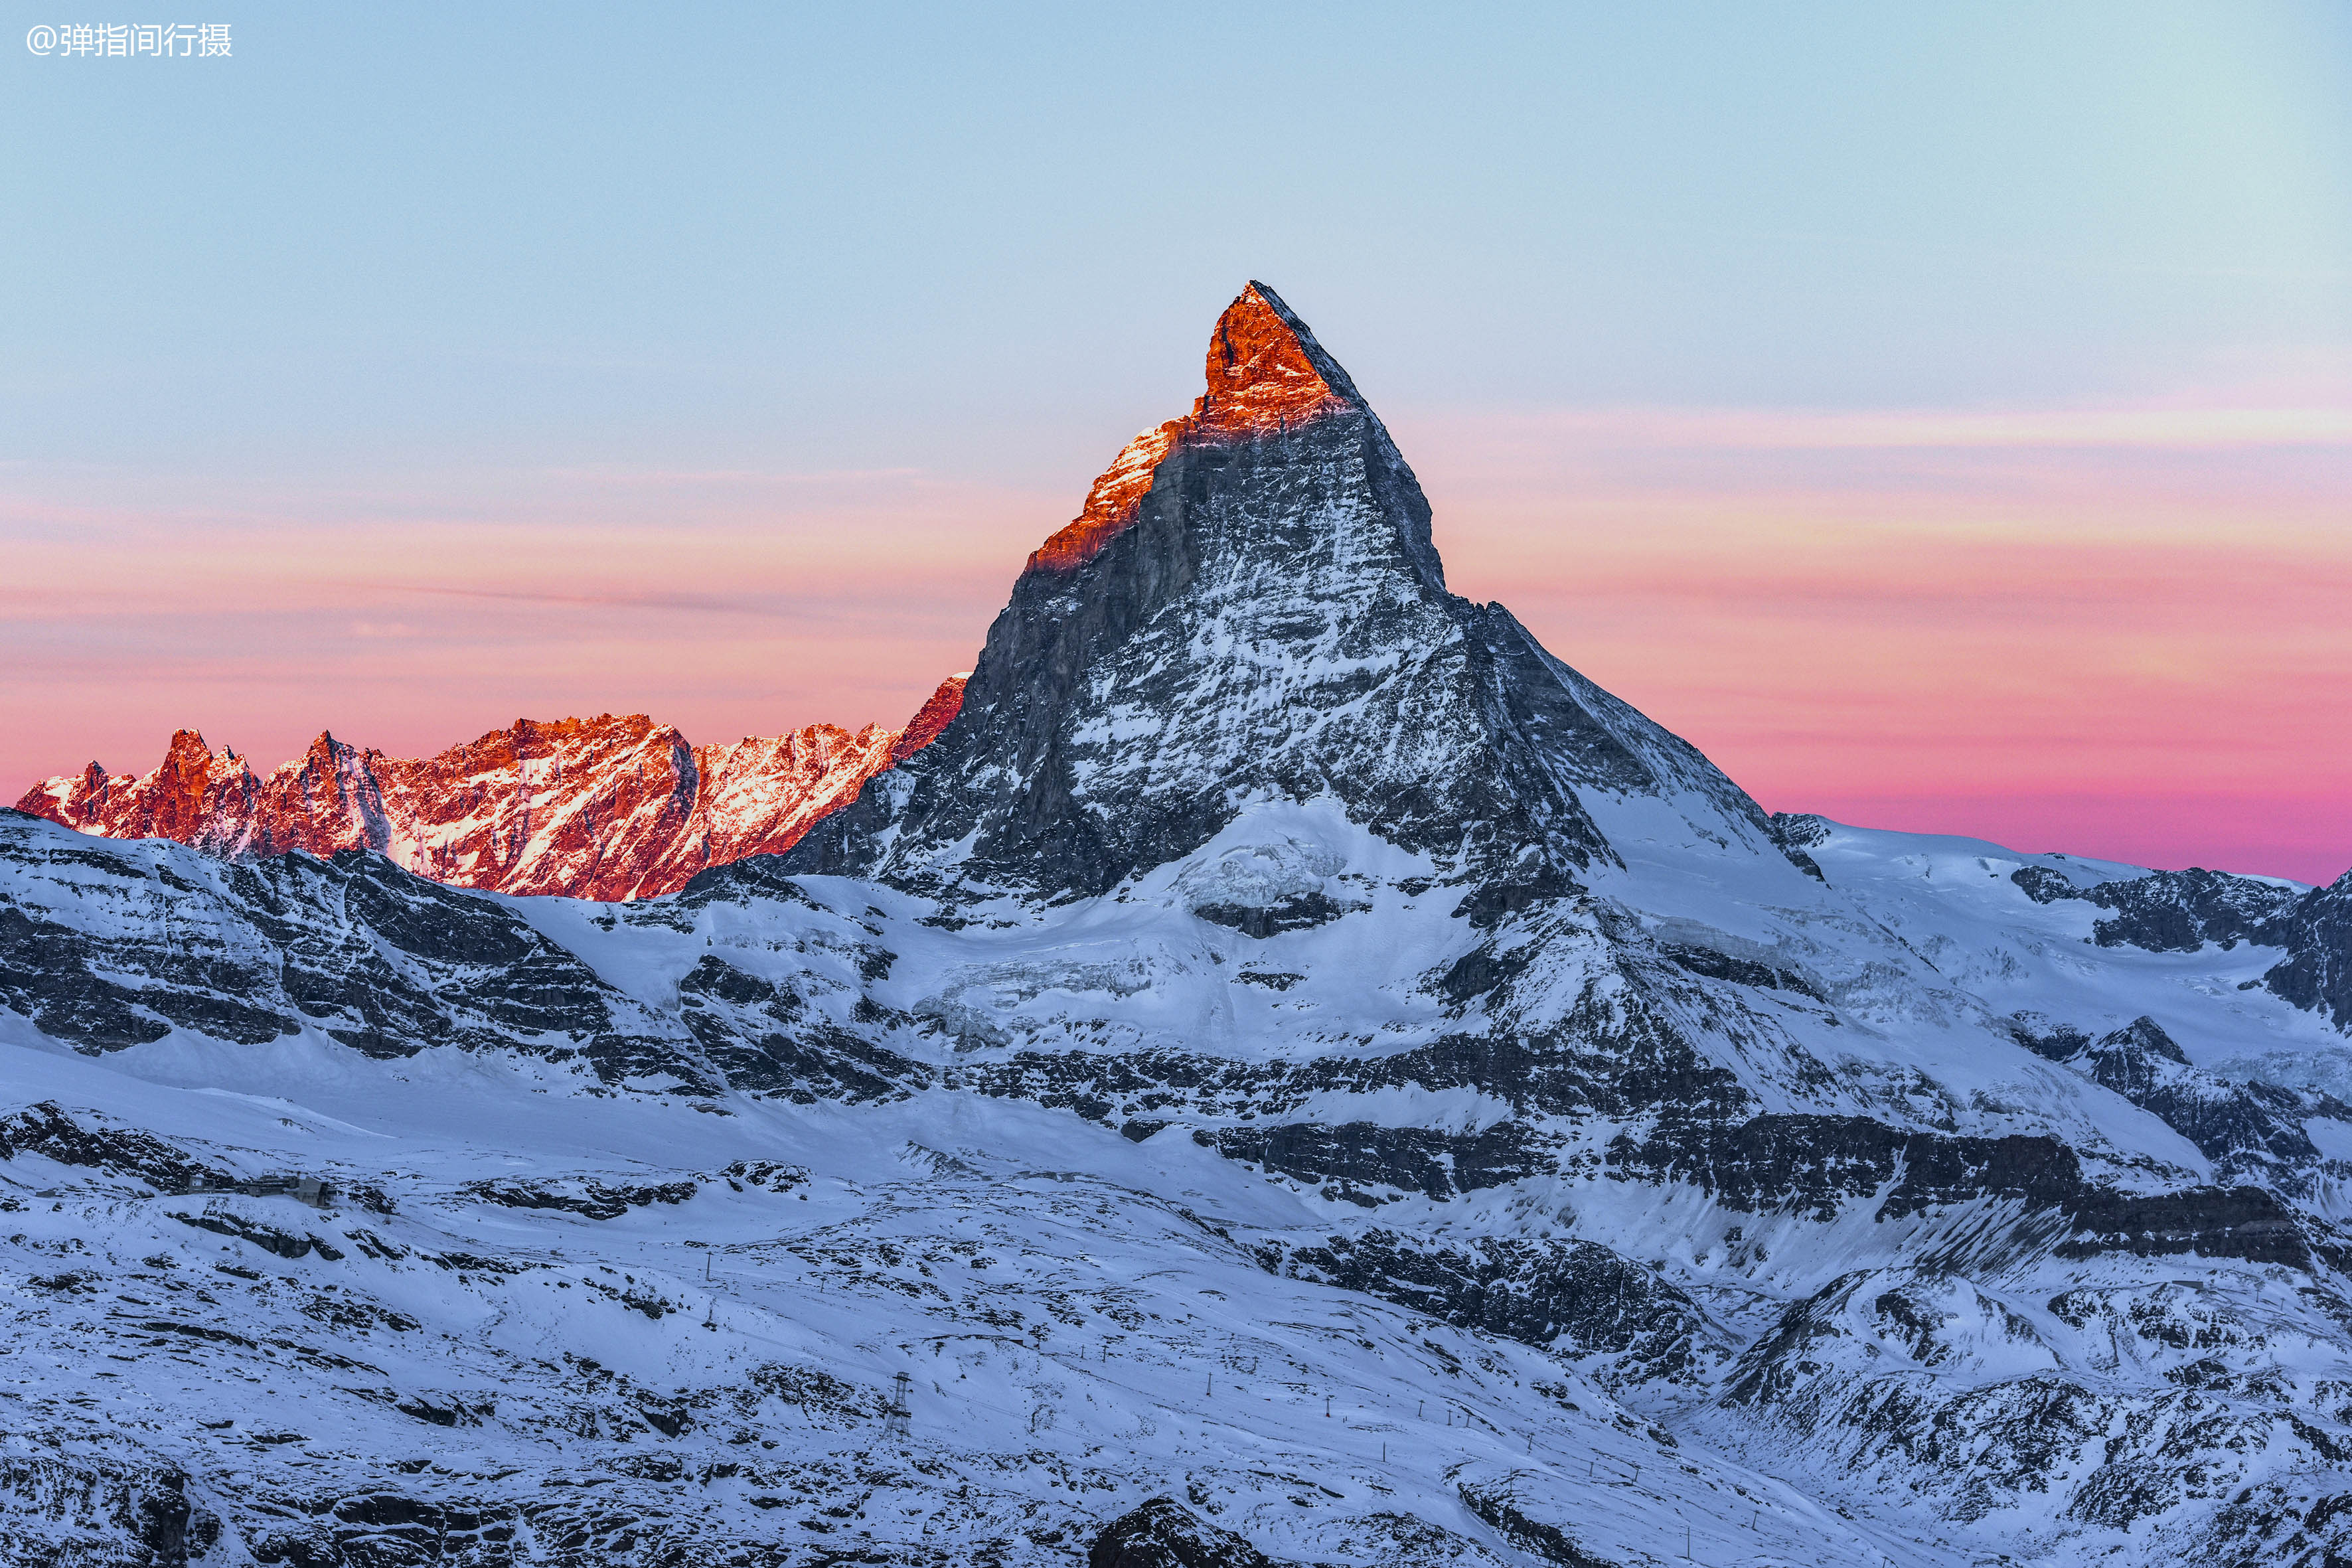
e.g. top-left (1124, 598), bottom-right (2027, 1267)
top-left (1026, 281), bottom-right (1356, 574)
top-left (16, 676), bottom-right (967, 902)
top-left (890, 672), bottom-right (969, 764)
top-left (1025, 420), bottom-right (1186, 576)
top-left (1193, 281), bottom-right (1354, 439)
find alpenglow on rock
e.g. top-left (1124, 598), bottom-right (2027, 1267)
top-left (4, 283), bottom-right (2352, 1568)
top-left (788, 282), bottom-right (1808, 905)
top-left (16, 676), bottom-right (967, 901)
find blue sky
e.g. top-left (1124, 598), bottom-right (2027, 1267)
top-left (9, 3), bottom-right (2344, 476)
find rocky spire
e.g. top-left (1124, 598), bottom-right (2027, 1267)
top-left (15, 680), bottom-right (971, 901)
top-left (1192, 281), bottom-right (1361, 439)
top-left (1026, 283), bottom-right (1367, 574)
top-left (784, 281), bottom-right (1792, 903)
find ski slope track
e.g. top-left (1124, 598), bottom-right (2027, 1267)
top-left (5, 282), bottom-right (2352, 1568)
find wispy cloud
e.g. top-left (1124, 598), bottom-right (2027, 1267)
top-left (529, 465), bottom-right (931, 487)
top-left (392, 584), bottom-right (827, 618)
top-left (1444, 402), bottom-right (2352, 452)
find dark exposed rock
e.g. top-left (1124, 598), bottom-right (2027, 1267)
top-left (676, 954), bottom-right (930, 1103)
top-left (298, 1292), bottom-right (420, 1334)
top-left (953, 979), bottom-right (1744, 1134)
top-left (2084, 869), bottom-right (2302, 953)
top-left (2185, 1478), bottom-right (2352, 1568)
top-left (2013, 1016), bottom-right (2341, 1192)
top-left (2264, 868), bottom-right (2352, 1032)
top-left (0, 1453), bottom-right (208, 1568)
top-left (464, 1176), bottom-right (701, 1221)
top-left (135, 1318), bottom-right (258, 1348)
top-left (1608, 1104), bottom-right (2337, 1266)
top-left (2010, 865), bottom-right (2082, 905)
top-left (1452, 1472), bottom-right (1624, 1567)
top-left (1766, 811), bottom-right (1831, 850)
top-left (1606, 1112), bottom-right (2082, 1223)
top-left (1087, 1496), bottom-right (1293, 1568)
top-left (0, 820), bottom-right (714, 1091)
top-left (2077, 1018), bottom-right (2329, 1187)
top-left (722, 1158), bottom-right (809, 1191)
top-left (0, 1102), bottom-right (235, 1194)
top-left (1192, 889), bottom-right (1352, 937)
top-left (0, 815), bottom-right (963, 1111)
top-left (2058, 1184), bottom-right (2320, 1269)
top-left (1267, 1228), bottom-right (1711, 1382)
top-left (2008, 864), bottom-right (2302, 953)
top-left (1204, 1120), bottom-right (1548, 1202)
top-left (0, 901), bottom-right (291, 1050)
top-left (392, 1394), bottom-right (493, 1428)
top-left (1763, 812), bottom-right (1830, 882)
top-left (2007, 1015), bottom-right (2096, 1061)
top-left (688, 1017), bottom-right (929, 1105)
top-left (169, 1207), bottom-right (345, 1262)
top-left (1658, 941), bottom-right (1822, 999)
top-left (678, 953), bottom-right (790, 1009)
top-left (1436, 941), bottom-right (1531, 1003)
top-left (665, 852), bottom-right (824, 913)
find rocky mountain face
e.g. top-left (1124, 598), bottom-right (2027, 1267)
top-left (15, 676), bottom-right (966, 902)
top-left (5, 283), bottom-right (2352, 1568)
top-left (794, 284), bottom-right (1800, 916)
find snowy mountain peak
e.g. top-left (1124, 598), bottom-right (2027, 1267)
top-left (788, 285), bottom-right (1798, 907)
top-left (1027, 282), bottom-right (1368, 574)
top-left (16, 678), bottom-right (969, 900)
top-left (26, 726), bottom-right (262, 847)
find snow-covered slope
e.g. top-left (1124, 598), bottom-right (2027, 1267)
top-left (5, 283), bottom-right (2351, 1568)
top-left (13, 676), bottom-right (967, 903)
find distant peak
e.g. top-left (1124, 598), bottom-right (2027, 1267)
top-left (16, 678), bottom-right (973, 899)
top-left (1028, 282), bottom-right (1364, 574)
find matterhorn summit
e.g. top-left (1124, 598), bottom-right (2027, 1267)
top-left (794, 281), bottom-right (1801, 910)
top-left (4, 283), bottom-right (2352, 1568)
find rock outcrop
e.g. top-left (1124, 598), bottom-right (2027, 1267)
top-left (16, 676), bottom-right (967, 902)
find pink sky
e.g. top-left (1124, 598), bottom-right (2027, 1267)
top-left (5, 394), bottom-right (2347, 886)
top-left (1412, 398), bottom-right (2351, 883)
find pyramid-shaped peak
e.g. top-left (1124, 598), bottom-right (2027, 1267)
top-left (1028, 283), bottom-right (1371, 573)
top-left (1197, 281), bottom-right (1363, 438)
